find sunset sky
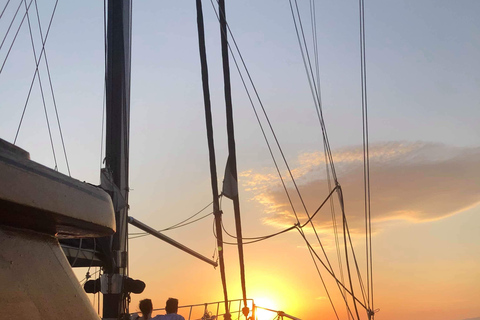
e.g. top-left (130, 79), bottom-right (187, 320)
top-left (0, 1), bottom-right (479, 320)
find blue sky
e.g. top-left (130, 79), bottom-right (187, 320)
top-left (0, 1), bottom-right (479, 319)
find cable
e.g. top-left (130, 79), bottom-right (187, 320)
top-left (129, 200), bottom-right (214, 236)
top-left (12, 0), bottom-right (56, 144)
top-left (299, 186), bottom-right (337, 228)
top-left (209, 2), bottom-right (334, 274)
top-left (214, 220), bottom-right (296, 246)
top-left (23, 0), bottom-right (58, 170)
top-left (221, 220), bottom-right (298, 243)
top-left (100, 0), bottom-right (107, 170)
top-left (296, 226), bottom-right (368, 311)
top-left (0, 0), bottom-right (22, 53)
top-left (358, 0), bottom-right (374, 315)
top-left (128, 211), bottom-right (214, 240)
top-left (33, 0), bottom-right (68, 174)
top-left (210, 2), bottom-right (369, 318)
top-left (1, 0), bottom-right (34, 75)
top-left (71, 238), bottom-right (83, 268)
top-left (0, 0), bottom-right (11, 20)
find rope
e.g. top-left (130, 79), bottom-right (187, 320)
top-left (12, 0), bottom-right (56, 144)
top-left (208, 3), bottom-right (349, 317)
top-left (128, 211), bottom-right (213, 240)
top-left (212, 0), bottom-right (335, 280)
top-left (0, 0), bottom-right (33, 75)
top-left (295, 226), bottom-right (368, 311)
top-left (71, 238), bottom-right (83, 268)
top-left (217, 0), bottom-right (248, 311)
top-left (129, 200), bottom-right (213, 236)
top-left (289, 0), bottom-right (338, 183)
top-left (23, 0), bottom-right (58, 170)
top-left (33, 0), bottom-right (68, 174)
top-left (209, 2), bottom-right (370, 318)
top-left (358, 0), bottom-right (374, 315)
top-left (337, 187), bottom-right (361, 320)
top-left (307, 0), bottom-right (350, 315)
top-left (220, 221), bottom-right (298, 245)
top-left (288, 2), bottom-right (370, 318)
top-left (0, 0), bottom-right (22, 52)
top-left (100, 0), bottom-right (107, 170)
top-left (0, 0), bottom-right (11, 20)
top-left (209, 0), bottom-right (302, 248)
top-left (196, 0), bottom-right (230, 317)
top-left (299, 186), bottom-right (337, 228)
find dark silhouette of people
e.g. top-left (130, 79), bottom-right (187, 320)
top-left (139, 299), bottom-right (153, 320)
top-left (131, 298), bottom-right (185, 320)
top-left (131, 299), bottom-right (162, 320)
top-left (163, 298), bottom-right (185, 320)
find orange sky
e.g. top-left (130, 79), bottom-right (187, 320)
top-left (1, 0), bottom-right (478, 319)
top-left (76, 143), bottom-right (480, 320)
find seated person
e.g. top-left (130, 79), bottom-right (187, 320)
top-left (162, 298), bottom-right (185, 320)
top-left (131, 299), bottom-right (163, 320)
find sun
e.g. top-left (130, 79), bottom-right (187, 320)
top-left (253, 297), bottom-right (279, 320)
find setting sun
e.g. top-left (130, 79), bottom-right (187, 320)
top-left (254, 297), bottom-right (279, 320)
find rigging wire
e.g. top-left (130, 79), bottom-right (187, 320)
top-left (128, 211), bottom-right (214, 240)
top-left (100, 0), bottom-right (107, 169)
top-left (202, 11), bottom-right (343, 315)
top-left (210, 0), bottom-right (335, 275)
top-left (209, 0), bottom-right (302, 239)
top-left (23, 0), bottom-right (58, 170)
top-left (308, 0), bottom-right (349, 316)
top-left (0, 0), bottom-right (22, 53)
top-left (208, 1), bottom-right (360, 316)
top-left (71, 238), bottom-right (83, 268)
top-left (358, 0), bottom-right (374, 315)
top-left (129, 200), bottom-right (214, 237)
top-left (289, 0), bottom-right (337, 183)
top-left (220, 220), bottom-right (298, 244)
top-left (0, 0), bottom-right (11, 20)
top-left (217, 0), bottom-right (248, 312)
top-left (33, 0), bottom-right (69, 175)
top-left (209, 1), bottom-right (370, 317)
top-left (12, 0), bottom-right (56, 144)
top-left (1, 0), bottom-right (33, 75)
top-left (287, 5), bottom-right (363, 315)
top-left (288, 1), bottom-right (373, 317)
top-left (338, 187), bottom-right (361, 320)
top-left (295, 226), bottom-right (368, 312)
top-left (304, 239), bottom-right (342, 320)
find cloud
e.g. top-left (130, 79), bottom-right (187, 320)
top-left (241, 142), bottom-right (480, 235)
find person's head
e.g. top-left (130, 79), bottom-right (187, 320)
top-left (165, 298), bottom-right (179, 314)
top-left (139, 299), bottom-right (153, 318)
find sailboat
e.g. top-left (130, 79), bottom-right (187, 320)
top-left (0, 1), bottom-right (376, 319)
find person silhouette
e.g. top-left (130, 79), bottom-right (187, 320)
top-left (162, 298), bottom-right (185, 320)
top-left (131, 299), bottom-right (162, 320)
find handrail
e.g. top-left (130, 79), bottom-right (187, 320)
top-left (151, 298), bottom-right (254, 320)
top-left (255, 305), bottom-right (302, 320)
top-left (147, 299), bottom-right (301, 320)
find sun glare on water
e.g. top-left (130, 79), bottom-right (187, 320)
top-left (254, 297), bottom-right (279, 320)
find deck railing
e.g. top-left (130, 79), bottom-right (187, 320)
top-left (148, 298), bottom-right (301, 320)
top-left (152, 298), bottom-right (254, 320)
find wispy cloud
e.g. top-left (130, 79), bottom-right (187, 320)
top-left (241, 142), bottom-right (480, 234)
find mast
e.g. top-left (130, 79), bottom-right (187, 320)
top-left (103, 0), bottom-right (132, 318)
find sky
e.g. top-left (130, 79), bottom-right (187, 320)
top-left (0, 1), bottom-right (479, 320)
